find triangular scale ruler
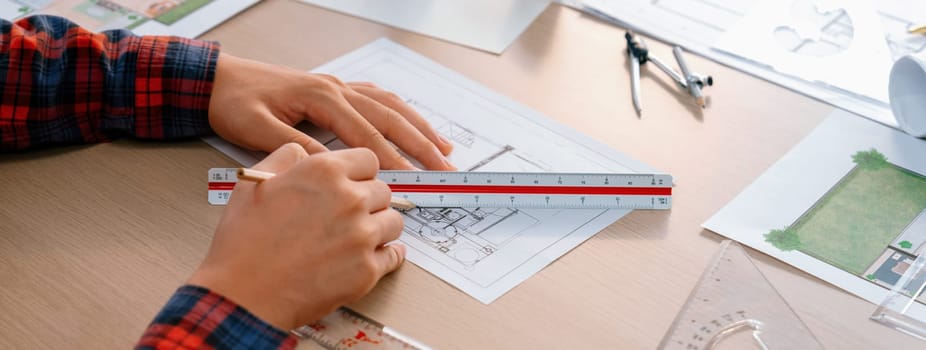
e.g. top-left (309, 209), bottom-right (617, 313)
top-left (658, 240), bottom-right (823, 350)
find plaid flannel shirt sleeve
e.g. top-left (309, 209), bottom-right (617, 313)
top-left (136, 285), bottom-right (299, 350)
top-left (0, 15), bottom-right (218, 152)
top-left (1, 16), bottom-right (297, 348)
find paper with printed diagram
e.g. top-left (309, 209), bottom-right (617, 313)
top-left (204, 39), bottom-right (664, 303)
top-left (704, 110), bottom-right (926, 318)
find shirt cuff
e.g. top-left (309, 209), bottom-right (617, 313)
top-left (129, 36), bottom-right (220, 139)
top-left (136, 285), bottom-right (298, 350)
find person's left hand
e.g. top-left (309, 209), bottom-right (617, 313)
top-left (207, 53), bottom-right (455, 170)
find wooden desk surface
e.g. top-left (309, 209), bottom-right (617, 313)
top-left (0, 1), bottom-right (918, 348)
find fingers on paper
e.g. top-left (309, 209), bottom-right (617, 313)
top-left (320, 94), bottom-right (415, 170)
top-left (348, 84), bottom-right (454, 157)
top-left (347, 87), bottom-right (455, 170)
top-left (342, 91), bottom-right (451, 170)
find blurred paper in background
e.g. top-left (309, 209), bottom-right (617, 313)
top-left (715, 0), bottom-right (893, 103)
top-left (297, 0), bottom-right (551, 54)
top-left (580, 0), bottom-right (926, 129)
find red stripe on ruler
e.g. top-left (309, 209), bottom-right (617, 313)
top-left (210, 182), bottom-right (672, 196)
top-left (208, 182), bottom-right (236, 191)
top-left (388, 184), bottom-right (671, 196)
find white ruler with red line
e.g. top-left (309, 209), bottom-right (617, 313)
top-left (209, 168), bottom-right (672, 209)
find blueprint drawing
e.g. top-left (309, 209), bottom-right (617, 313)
top-left (205, 39), bottom-right (662, 303)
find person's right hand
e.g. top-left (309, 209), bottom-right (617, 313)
top-left (186, 143), bottom-right (406, 331)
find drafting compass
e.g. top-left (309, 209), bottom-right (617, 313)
top-left (659, 240), bottom-right (823, 350)
top-left (625, 31), bottom-right (713, 115)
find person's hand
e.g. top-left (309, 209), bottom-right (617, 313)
top-left (186, 143), bottom-right (407, 330)
top-left (208, 53), bottom-right (455, 170)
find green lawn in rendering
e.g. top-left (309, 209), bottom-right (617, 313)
top-left (155, 0), bottom-right (213, 25)
top-left (765, 149), bottom-right (926, 275)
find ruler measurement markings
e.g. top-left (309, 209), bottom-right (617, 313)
top-left (379, 171), bottom-right (668, 186)
top-left (210, 169), bottom-right (672, 209)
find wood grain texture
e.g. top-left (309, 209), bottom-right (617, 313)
top-left (0, 1), bottom-right (917, 349)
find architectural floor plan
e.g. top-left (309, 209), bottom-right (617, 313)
top-left (206, 39), bottom-right (662, 303)
top-left (0, 0), bottom-right (258, 37)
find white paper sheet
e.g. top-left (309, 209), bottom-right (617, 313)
top-left (205, 39), bottom-right (663, 303)
top-left (0, 0), bottom-right (258, 38)
top-left (703, 110), bottom-right (926, 318)
top-left (294, 0), bottom-right (550, 54)
top-left (714, 0), bottom-right (893, 103)
top-left (580, 0), bottom-right (926, 129)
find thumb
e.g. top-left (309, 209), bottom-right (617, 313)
top-left (252, 142), bottom-right (309, 174)
top-left (375, 243), bottom-right (407, 276)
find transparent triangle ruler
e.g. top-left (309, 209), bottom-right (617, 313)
top-left (658, 240), bottom-right (823, 350)
top-left (871, 251), bottom-right (926, 340)
top-left (293, 307), bottom-right (430, 350)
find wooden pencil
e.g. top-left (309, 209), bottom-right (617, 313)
top-left (236, 168), bottom-right (417, 210)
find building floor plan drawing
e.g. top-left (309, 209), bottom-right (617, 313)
top-left (402, 207), bottom-right (538, 271)
top-left (579, 0), bottom-right (926, 128)
top-left (0, 0), bottom-right (258, 38)
top-left (204, 39), bottom-right (663, 303)
top-left (704, 110), bottom-right (926, 319)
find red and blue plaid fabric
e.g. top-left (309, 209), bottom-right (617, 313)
top-left (2, 15), bottom-right (298, 348)
top-left (1, 15), bottom-right (218, 152)
top-left (136, 286), bottom-right (298, 350)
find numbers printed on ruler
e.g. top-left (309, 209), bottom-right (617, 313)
top-left (207, 168), bottom-right (238, 205)
top-left (208, 168), bottom-right (673, 209)
top-left (379, 171), bottom-right (672, 209)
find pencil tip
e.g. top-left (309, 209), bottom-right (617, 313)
top-left (390, 197), bottom-right (417, 211)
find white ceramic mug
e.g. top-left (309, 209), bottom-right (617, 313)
top-left (889, 55), bottom-right (926, 138)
